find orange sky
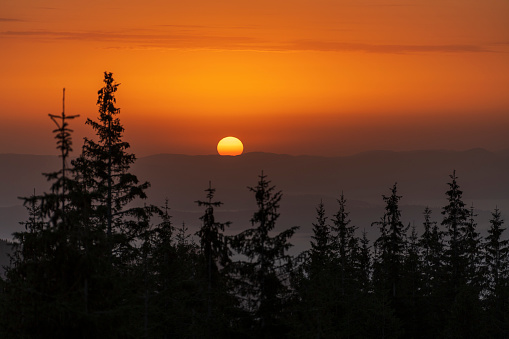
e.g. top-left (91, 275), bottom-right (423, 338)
top-left (1, 0), bottom-right (508, 156)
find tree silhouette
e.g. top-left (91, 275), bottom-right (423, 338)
top-left (232, 172), bottom-right (298, 338)
top-left (194, 181), bottom-right (236, 336)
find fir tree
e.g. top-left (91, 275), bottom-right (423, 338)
top-left (372, 183), bottom-right (407, 300)
top-left (77, 71), bottom-right (151, 253)
top-left (418, 207), bottom-right (445, 337)
top-left (331, 192), bottom-right (358, 296)
top-left (232, 172), bottom-right (298, 338)
top-left (307, 200), bottom-right (332, 277)
top-left (294, 200), bottom-right (335, 338)
top-left (484, 208), bottom-right (509, 337)
top-left (441, 170), bottom-right (470, 293)
top-left (464, 203), bottom-right (483, 288)
top-left (372, 183), bottom-right (408, 336)
top-left (441, 171), bottom-right (484, 337)
top-left (195, 181), bottom-right (236, 336)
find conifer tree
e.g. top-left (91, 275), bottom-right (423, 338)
top-left (308, 200), bottom-right (332, 277)
top-left (419, 207), bottom-right (443, 295)
top-left (195, 181), bottom-right (235, 336)
top-left (331, 193), bottom-right (359, 296)
top-left (232, 172), bottom-right (298, 338)
top-left (418, 207), bottom-right (445, 336)
top-left (484, 207), bottom-right (509, 337)
top-left (400, 223), bottom-right (423, 338)
top-left (441, 170), bottom-right (470, 293)
top-left (372, 183), bottom-right (407, 300)
top-left (357, 229), bottom-right (372, 292)
top-left (77, 71), bottom-right (151, 253)
top-left (2, 90), bottom-right (89, 337)
top-left (69, 72), bottom-right (154, 335)
top-left (294, 200), bottom-right (335, 338)
top-left (372, 183), bottom-right (408, 336)
top-left (441, 172), bottom-right (484, 337)
top-left (464, 203), bottom-right (483, 288)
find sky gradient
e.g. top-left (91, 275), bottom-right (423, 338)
top-left (1, 0), bottom-right (508, 156)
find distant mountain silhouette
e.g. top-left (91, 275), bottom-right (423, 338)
top-left (1, 150), bottom-right (508, 253)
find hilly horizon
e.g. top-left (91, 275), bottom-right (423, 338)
top-left (1, 148), bottom-right (508, 253)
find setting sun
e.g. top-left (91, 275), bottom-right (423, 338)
top-left (217, 136), bottom-right (244, 156)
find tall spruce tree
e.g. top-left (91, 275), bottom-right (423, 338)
top-left (232, 172), bottom-right (298, 338)
top-left (441, 170), bottom-right (470, 294)
top-left (484, 207), bottom-right (509, 337)
top-left (195, 181), bottom-right (236, 336)
top-left (418, 207), bottom-right (445, 337)
top-left (294, 200), bottom-right (335, 338)
top-left (441, 171), bottom-right (484, 338)
top-left (70, 72), bottom-right (154, 336)
top-left (372, 183), bottom-right (407, 301)
top-left (372, 183), bottom-right (407, 336)
top-left (308, 200), bottom-right (332, 277)
top-left (77, 71), bottom-right (151, 252)
top-left (331, 193), bottom-right (359, 297)
top-left (464, 203), bottom-right (483, 288)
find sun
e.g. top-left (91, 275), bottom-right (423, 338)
top-left (217, 136), bottom-right (244, 156)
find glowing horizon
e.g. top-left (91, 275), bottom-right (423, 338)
top-left (1, 0), bottom-right (508, 156)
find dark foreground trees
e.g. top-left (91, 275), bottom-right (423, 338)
top-left (231, 172), bottom-right (298, 338)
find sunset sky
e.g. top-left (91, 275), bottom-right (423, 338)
top-left (1, 0), bottom-right (508, 156)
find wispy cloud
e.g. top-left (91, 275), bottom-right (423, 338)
top-left (0, 18), bottom-right (23, 22)
top-left (0, 29), bottom-right (494, 54)
top-left (286, 40), bottom-right (492, 54)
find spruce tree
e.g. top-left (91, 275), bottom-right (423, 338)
top-left (70, 72), bottom-right (154, 335)
top-left (419, 207), bottom-right (443, 295)
top-left (372, 183), bottom-right (407, 336)
top-left (2, 90), bottom-right (89, 337)
top-left (232, 172), bottom-right (298, 338)
top-left (372, 183), bottom-right (407, 301)
top-left (418, 207), bottom-right (445, 337)
top-left (194, 181), bottom-right (236, 336)
top-left (294, 200), bottom-right (335, 338)
top-left (331, 193), bottom-right (358, 297)
top-left (441, 170), bottom-right (470, 294)
top-left (77, 71), bottom-right (151, 252)
top-left (441, 171), bottom-right (484, 338)
top-left (484, 208), bottom-right (509, 337)
top-left (308, 200), bottom-right (332, 277)
top-left (464, 203), bottom-right (483, 288)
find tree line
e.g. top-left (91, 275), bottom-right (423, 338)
top-left (0, 72), bottom-right (508, 338)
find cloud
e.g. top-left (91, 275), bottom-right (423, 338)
top-left (0, 18), bottom-right (23, 22)
top-left (0, 29), bottom-right (494, 54)
top-left (286, 40), bottom-right (492, 54)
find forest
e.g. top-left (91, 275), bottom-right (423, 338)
top-left (0, 72), bottom-right (508, 338)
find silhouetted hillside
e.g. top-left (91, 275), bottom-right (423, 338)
top-left (1, 150), bottom-right (508, 250)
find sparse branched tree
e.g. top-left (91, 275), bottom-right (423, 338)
top-left (48, 88), bottom-right (80, 217)
top-left (1, 91), bottom-right (91, 338)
